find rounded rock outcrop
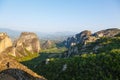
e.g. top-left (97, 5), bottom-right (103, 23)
top-left (0, 33), bottom-right (12, 53)
top-left (13, 32), bottom-right (41, 57)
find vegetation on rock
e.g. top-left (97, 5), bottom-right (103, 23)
top-left (22, 32), bottom-right (120, 80)
top-left (0, 28), bottom-right (120, 80)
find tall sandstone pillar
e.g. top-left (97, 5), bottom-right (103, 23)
top-left (0, 33), bottom-right (12, 53)
top-left (13, 32), bottom-right (41, 57)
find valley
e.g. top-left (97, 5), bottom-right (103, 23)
top-left (1, 0), bottom-right (120, 79)
top-left (0, 28), bottom-right (120, 80)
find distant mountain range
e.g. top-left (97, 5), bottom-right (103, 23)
top-left (0, 28), bottom-right (21, 40)
top-left (0, 28), bottom-right (75, 41)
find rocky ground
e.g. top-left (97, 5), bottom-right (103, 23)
top-left (0, 53), bottom-right (46, 80)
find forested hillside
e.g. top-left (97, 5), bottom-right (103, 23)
top-left (22, 30), bottom-right (120, 80)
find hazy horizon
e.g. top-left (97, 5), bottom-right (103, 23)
top-left (0, 0), bottom-right (120, 32)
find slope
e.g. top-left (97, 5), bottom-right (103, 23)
top-left (0, 53), bottom-right (46, 80)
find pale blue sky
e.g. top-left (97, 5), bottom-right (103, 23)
top-left (0, 0), bottom-right (120, 32)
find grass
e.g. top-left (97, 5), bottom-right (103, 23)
top-left (41, 47), bottom-right (67, 53)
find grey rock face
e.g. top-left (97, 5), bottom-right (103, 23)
top-left (63, 28), bottom-right (120, 57)
top-left (76, 30), bottom-right (92, 44)
top-left (65, 28), bottom-right (120, 48)
top-left (64, 36), bottom-right (76, 48)
top-left (0, 69), bottom-right (44, 80)
top-left (64, 30), bottom-right (92, 48)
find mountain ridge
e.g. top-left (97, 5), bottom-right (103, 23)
top-left (0, 28), bottom-right (75, 40)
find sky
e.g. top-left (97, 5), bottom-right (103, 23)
top-left (0, 0), bottom-right (120, 33)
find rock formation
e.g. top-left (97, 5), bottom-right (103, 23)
top-left (64, 30), bottom-right (92, 48)
top-left (0, 32), bottom-right (46, 79)
top-left (63, 28), bottom-right (120, 57)
top-left (0, 32), bottom-right (41, 57)
top-left (64, 28), bottom-right (120, 48)
top-left (12, 32), bottom-right (41, 57)
top-left (93, 28), bottom-right (120, 37)
top-left (42, 40), bottom-right (52, 49)
top-left (0, 53), bottom-right (46, 80)
top-left (0, 33), bottom-right (12, 53)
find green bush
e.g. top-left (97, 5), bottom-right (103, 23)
top-left (37, 50), bottom-right (120, 80)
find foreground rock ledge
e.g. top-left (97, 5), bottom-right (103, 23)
top-left (0, 54), bottom-right (46, 80)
